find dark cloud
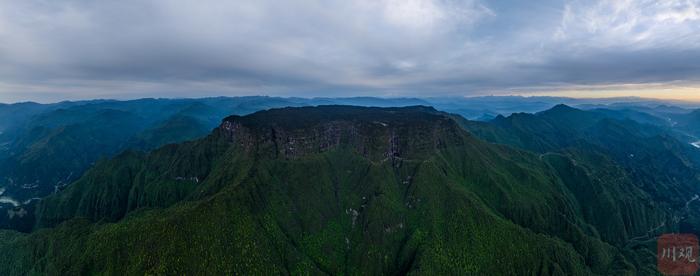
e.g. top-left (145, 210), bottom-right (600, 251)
top-left (0, 0), bottom-right (699, 102)
top-left (526, 48), bottom-right (700, 85)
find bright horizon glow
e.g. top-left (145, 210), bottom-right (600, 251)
top-left (530, 91), bottom-right (700, 102)
top-left (3, 89), bottom-right (700, 105)
top-left (521, 84), bottom-right (700, 103)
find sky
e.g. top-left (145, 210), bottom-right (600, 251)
top-left (1, 0), bottom-right (700, 103)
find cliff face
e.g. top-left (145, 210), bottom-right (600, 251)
top-left (218, 105), bottom-right (463, 162)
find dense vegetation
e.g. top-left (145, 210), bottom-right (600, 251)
top-left (1, 105), bottom-right (697, 274)
top-left (0, 96), bottom-right (439, 208)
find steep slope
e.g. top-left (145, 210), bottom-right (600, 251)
top-left (0, 106), bottom-right (680, 274)
top-left (0, 99), bottom-right (252, 212)
top-left (588, 108), bottom-right (671, 128)
top-left (6, 96), bottom-right (685, 213)
top-left (0, 100), bottom-right (227, 232)
top-left (126, 114), bottom-right (211, 150)
top-left (460, 105), bottom-right (700, 246)
top-left (1, 109), bottom-right (146, 194)
top-left (472, 105), bottom-right (700, 195)
top-left (0, 96), bottom-right (443, 208)
top-left (0, 102), bottom-right (51, 136)
top-left (670, 109), bottom-right (700, 139)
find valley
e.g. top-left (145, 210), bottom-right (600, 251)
top-left (692, 140), bottom-right (700, 148)
top-left (4, 1), bottom-right (700, 273)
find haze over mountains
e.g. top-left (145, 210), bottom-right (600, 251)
top-left (1, 96), bottom-right (698, 207)
top-left (3, 0), bottom-right (700, 274)
top-left (1, 96), bottom-right (700, 274)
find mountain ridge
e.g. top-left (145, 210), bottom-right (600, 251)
top-left (3, 102), bottom-right (700, 274)
top-left (0, 105), bottom-right (683, 274)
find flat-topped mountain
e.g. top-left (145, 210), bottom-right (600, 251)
top-left (219, 105), bottom-right (462, 161)
top-left (222, 105), bottom-right (443, 128)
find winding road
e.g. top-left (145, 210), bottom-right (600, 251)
top-left (623, 194), bottom-right (700, 250)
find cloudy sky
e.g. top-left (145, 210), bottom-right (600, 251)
top-left (1, 0), bottom-right (700, 103)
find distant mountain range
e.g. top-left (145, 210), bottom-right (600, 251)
top-left (1, 96), bottom-right (700, 274)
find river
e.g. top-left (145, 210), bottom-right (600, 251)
top-left (692, 140), bottom-right (700, 148)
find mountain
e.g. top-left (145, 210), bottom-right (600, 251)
top-left (0, 105), bottom-right (690, 274)
top-left (587, 108), bottom-right (672, 128)
top-left (126, 114), bottom-right (211, 150)
top-left (573, 104), bottom-right (700, 144)
top-left (0, 102), bottom-right (48, 135)
top-left (0, 97), bottom-right (452, 201)
top-left (668, 109), bottom-right (700, 140)
top-left (0, 98), bottom-right (304, 204)
top-left (0, 99), bottom-right (226, 230)
top-left (0, 95), bottom-right (576, 209)
top-left (1, 97), bottom-right (697, 222)
top-left (460, 104), bottom-right (700, 235)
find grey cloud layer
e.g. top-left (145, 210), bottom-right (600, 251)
top-left (0, 0), bottom-right (699, 102)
